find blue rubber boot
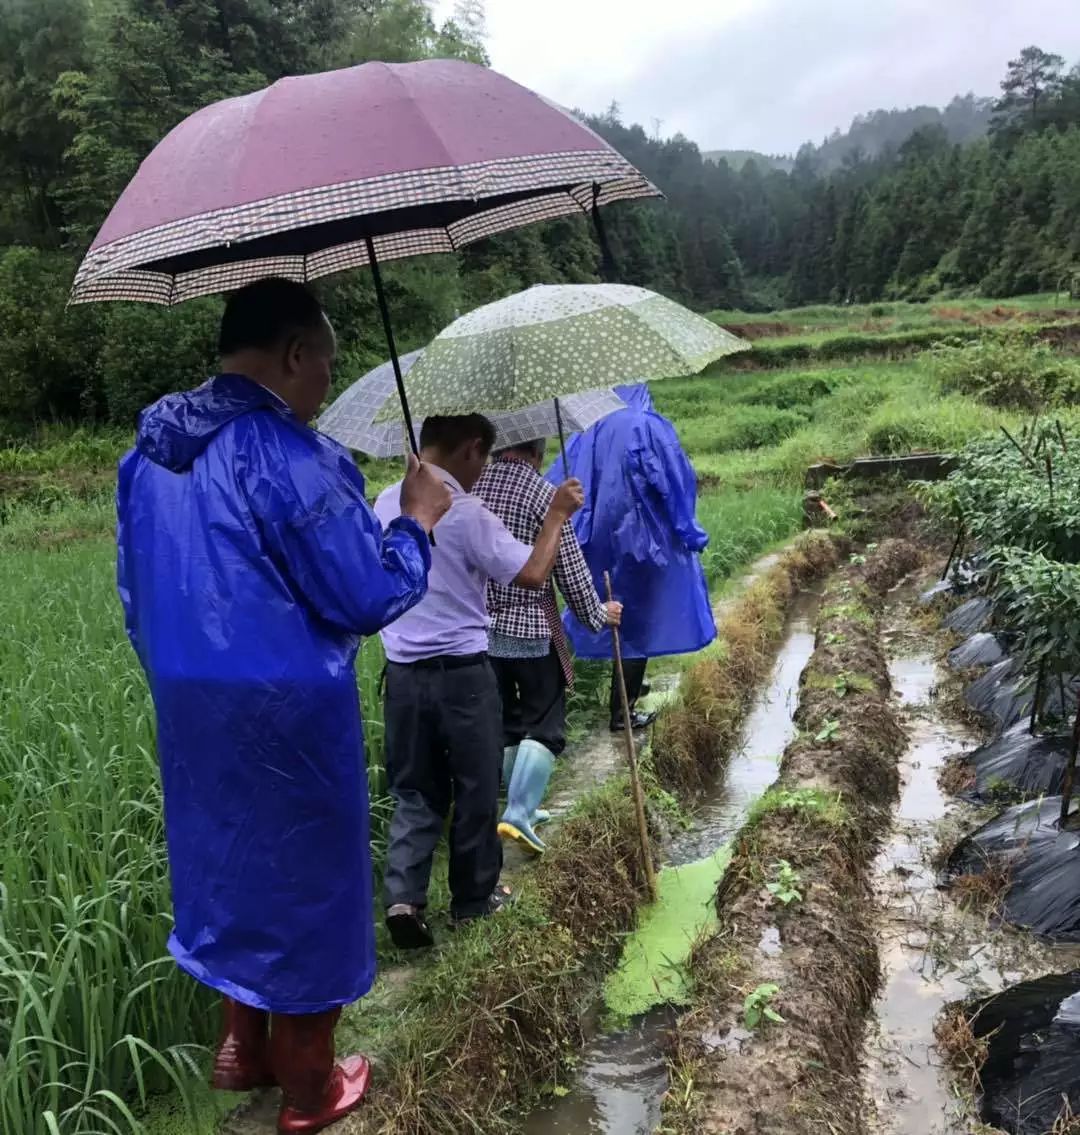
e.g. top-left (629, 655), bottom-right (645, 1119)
top-left (498, 739), bottom-right (555, 855)
top-left (502, 744), bottom-right (550, 826)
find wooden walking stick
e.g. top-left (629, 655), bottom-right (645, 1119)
top-left (605, 571), bottom-right (658, 902)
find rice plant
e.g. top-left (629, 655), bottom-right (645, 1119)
top-left (0, 541), bottom-right (389, 1134)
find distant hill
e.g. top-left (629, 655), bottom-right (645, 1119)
top-left (799, 93), bottom-right (994, 171)
top-left (705, 93), bottom-right (994, 175)
top-left (703, 149), bottom-right (794, 173)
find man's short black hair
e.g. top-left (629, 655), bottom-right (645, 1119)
top-left (419, 414), bottom-right (496, 454)
top-left (218, 278), bottom-right (326, 356)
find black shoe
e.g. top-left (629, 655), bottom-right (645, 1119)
top-left (386, 904), bottom-right (435, 950)
top-left (610, 710), bottom-right (657, 733)
top-left (450, 884), bottom-right (514, 928)
top-left (639, 682), bottom-right (651, 698)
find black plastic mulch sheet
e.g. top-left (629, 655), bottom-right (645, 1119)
top-left (970, 971), bottom-right (1080, 1134)
top-left (942, 595), bottom-right (994, 635)
top-left (965, 658), bottom-right (1031, 728)
top-left (948, 796), bottom-right (1080, 940)
top-left (947, 796), bottom-right (1068, 878)
top-left (966, 721), bottom-right (1072, 803)
top-left (964, 660), bottom-right (1080, 731)
top-left (947, 631), bottom-right (1005, 670)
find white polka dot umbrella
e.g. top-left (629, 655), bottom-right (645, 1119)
top-left (372, 284), bottom-right (750, 422)
top-left (318, 349), bottom-right (628, 458)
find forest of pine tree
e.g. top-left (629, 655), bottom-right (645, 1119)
top-left (1, 1), bottom-right (1078, 427)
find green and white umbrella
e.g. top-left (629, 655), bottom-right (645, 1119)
top-left (318, 349), bottom-right (627, 458)
top-left (373, 283), bottom-right (750, 422)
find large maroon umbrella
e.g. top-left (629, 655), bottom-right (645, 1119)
top-left (69, 59), bottom-right (659, 447)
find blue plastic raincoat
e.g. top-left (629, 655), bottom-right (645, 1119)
top-left (117, 374), bottom-right (430, 1013)
top-left (548, 383), bottom-right (715, 660)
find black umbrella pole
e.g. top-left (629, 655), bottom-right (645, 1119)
top-left (590, 182), bottom-right (617, 283)
top-left (366, 237), bottom-right (419, 459)
top-left (553, 397), bottom-right (568, 472)
top-left (366, 236), bottom-right (434, 545)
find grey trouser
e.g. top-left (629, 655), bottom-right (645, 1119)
top-left (382, 654), bottom-right (503, 919)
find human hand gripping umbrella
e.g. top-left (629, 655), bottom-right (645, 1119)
top-left (68, 58), bottom-right (660, 456)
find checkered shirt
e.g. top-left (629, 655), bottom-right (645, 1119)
top-left (474, 457), bottom-right (608, 685)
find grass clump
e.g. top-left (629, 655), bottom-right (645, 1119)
top-left (748, 786), bottom-right (850, 829)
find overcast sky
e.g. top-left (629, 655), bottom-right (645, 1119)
top-left (431, 0), bottom-right (1080, 153)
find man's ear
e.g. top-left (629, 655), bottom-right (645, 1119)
top-left (282, 333), bottom-right (304, 376)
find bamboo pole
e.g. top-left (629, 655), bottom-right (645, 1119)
top-left (1030, 659), bottom-right (1046, 736)
top-left (605, 571), bottom-right (658, 902)
top-left (1000, 425), bottom-right (1038, 470)
top-left (941, 521), bottom-right (965, 582)
top-left (1058, 691), bottom-right (1080, 828)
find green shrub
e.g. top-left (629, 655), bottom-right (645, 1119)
top-left (927, 333), bottom-right (1080, 409)
top-left (98, 301), bottom-right (222, 425)
top-left (730, 370), bottom-right (848, 410)
top-left (0, 247), bottom-right (105, 423)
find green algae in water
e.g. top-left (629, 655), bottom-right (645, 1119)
top-left (603, 845), bottom-right (732, 1021)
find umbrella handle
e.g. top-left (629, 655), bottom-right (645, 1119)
top-left (366, 236), bottom-right (420, 460)
top-left (366, 236), bottom-right (434, 546)
top-left (553, 397), bottom-right (568, 472)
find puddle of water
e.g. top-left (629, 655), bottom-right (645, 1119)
top-left (866, 644), bottom-right (1080, 1135)
top-left (526, 592), bottom-right (820, 1134)
top-left (523, 1011), bottom-right (675, 1135)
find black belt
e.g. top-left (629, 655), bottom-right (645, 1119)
top-left (389, 652), bottom-right (487, 671)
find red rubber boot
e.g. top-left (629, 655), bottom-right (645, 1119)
top-left (270, 1009), bottom-right (371, 1134)
top-left (211, 997), bottom-right (276, 1091)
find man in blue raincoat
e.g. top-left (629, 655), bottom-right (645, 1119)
top-left (117, 279), bottom-right (450, 1134)
top-left (548, 383), bottom-right (716, 730)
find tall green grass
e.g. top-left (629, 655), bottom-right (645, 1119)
top-left (0, 542), bottom-right (389, 1134)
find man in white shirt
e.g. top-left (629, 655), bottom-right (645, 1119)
top-left (373, 414), bottom-right (583, 949)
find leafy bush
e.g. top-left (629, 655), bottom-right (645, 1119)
top-left (928, 333), bottom-right (1080, 409)
top-left (98, 301), bottom-right (222, 425)
top-left (0, 247), bottom-right (104, 423)
top-left (921, 426), bottom-right (1080, 564)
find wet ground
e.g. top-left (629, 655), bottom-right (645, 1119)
top-left (524, 591), bottom-right (820, 1134)
top-left (865, 608), bottom-right (1080, 1135)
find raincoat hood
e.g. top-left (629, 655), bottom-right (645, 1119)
top-left (136, 373), bottom-right (285, 472)
top-left (614, 383), bottom-right (655, 414)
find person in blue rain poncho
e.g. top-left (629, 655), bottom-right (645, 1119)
top-left (548, 383), bottom-right (716, 731)
top-left (116, 279), bottom-right (450, 1135)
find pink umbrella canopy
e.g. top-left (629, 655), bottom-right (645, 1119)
top-left (70, 58), bottom-right (660, 305)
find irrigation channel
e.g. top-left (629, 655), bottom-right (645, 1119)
top-left (865, 591), bottom-right (1080, 1134)
top-left (526, 591), bottom-right (821, 1133)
